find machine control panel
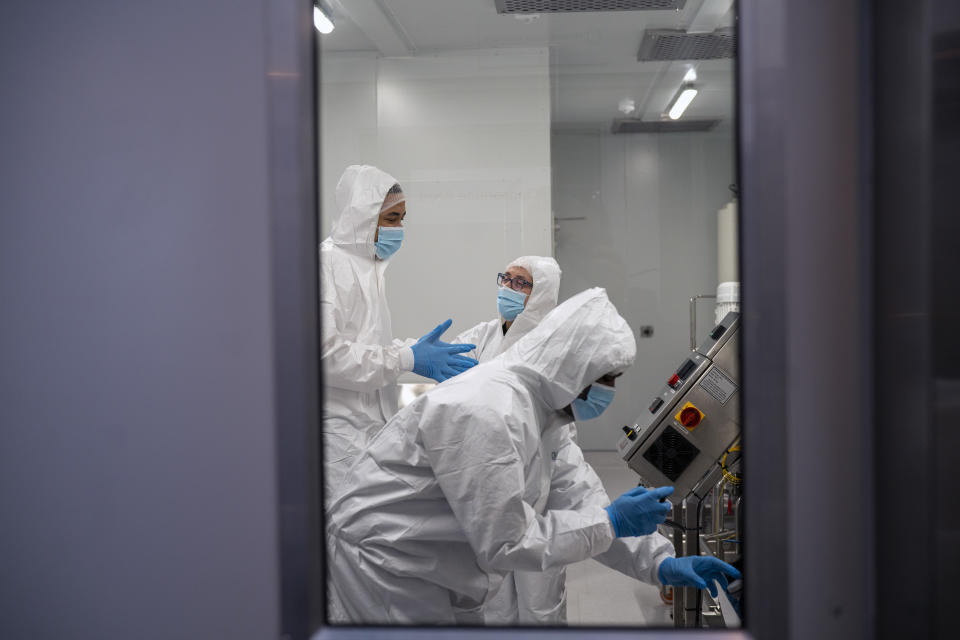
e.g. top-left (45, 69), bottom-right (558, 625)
top-left (617, 312), bottom-right (741, 499)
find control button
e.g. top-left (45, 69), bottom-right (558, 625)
top-left (649, 397), bottom-right (664, 413)
top-left (710, 324), bottom-right (727, 340)
top-left (679, 407), bottom-right (702, 428)
top-left (622, 426), bottom-right (637, 441)
top-left (674, 402), bottom-right (705, 429)
top-left (668, 373), bottom-right (680, 388)
top-left (676, 359), bottom-right (696, 380)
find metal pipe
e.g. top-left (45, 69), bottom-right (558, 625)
top-left (712, 484), bottom-right (719, 534)
top-left (689, 294), bottom-right (718, 350)
top-left (713, 478), bottom-right (726, 534)
top-left (735, 495), bottom-right (744, 550)
top-left (674, 497), bottom-right (703, 627)
top-left (701, 531), bottom-right (738, 543)
top-left (671, 502), bottom-right (685, 626)
top-left (700, 529), bottom-right (738, 566)
top-left (693, 498), bottom-right (705, 627)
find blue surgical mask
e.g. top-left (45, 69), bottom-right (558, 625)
top-left (375, 226), bottom-right (403, 260)
top-left (572, 383), bottom-right (616, 421)
top-left (497, 286), bottom-right (527, 321)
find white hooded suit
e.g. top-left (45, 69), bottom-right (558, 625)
top-left (320, 165), bottom-right (415, 502)
top-left (326, 288), bottom-right (673, 625)
top-left (457, 258), bottom-right (672, 624)
top-left (454, 256), bottom-right (562, 363)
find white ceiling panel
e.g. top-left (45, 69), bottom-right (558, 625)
top-left (318, 0), bottom-right (735, 127)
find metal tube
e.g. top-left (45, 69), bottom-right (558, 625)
top-left (701, 531), bottom-right (738, 544)
top-left (700, 531), bottom-right (737, 562)
top-left (713, 478), bottom-right (726, 534)
top-left (675, 497), bottom-right (703, 627)
top-left (689, 294), bottom-right (718, 350)
top-left (735, 495), bottom-right (744, 549)
top-left (671, 502), bottom-right (685, 626)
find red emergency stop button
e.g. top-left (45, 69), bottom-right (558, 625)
top-left (679, 407), bottom-right (702, 428)
top-left (668, 373), bottom-right (680, 388)
top-left (674, 402), bottom-right (705, 430)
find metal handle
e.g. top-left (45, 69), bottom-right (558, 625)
top-left (689, 294), bottom-right (717, 350)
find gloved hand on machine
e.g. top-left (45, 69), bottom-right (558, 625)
top-left (658, 555), bottom-right (742, 598)
top-left (411, 319), bottom-right (479, 382)
top-left (604, 485), bottom-right (674, 537)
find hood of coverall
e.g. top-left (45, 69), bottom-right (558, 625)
top-left (501, 287), bottom-right (636, 412)
top-left (330, 165), bottom-right (404, 259)
top-left (498, 256), bottom-right (562, 354)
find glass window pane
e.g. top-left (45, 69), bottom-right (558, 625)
top-left (318, 1), bottom-right (740, 628)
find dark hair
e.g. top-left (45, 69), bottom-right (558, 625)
top-left (387, 183), bottom-right (403, 195)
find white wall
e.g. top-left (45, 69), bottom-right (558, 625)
top-left (553, 130), bottom-right (735, 450)
top-left (320, 49), bottom-right (552, 367)
top-left (320, 51), bottom-right (379, 239)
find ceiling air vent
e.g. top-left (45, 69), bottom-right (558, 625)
top-left (638, 28), bottom-right (736, 61)
top-left (495, 0), bottom-right (687, 13)
top-left (612, 119), bottom-right (719, 134)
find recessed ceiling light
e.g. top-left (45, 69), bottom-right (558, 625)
top-left (667, 84), bottom-right (698, 120)
top-left (314, 4), bottom-right (334, 34)
top-left (513, 14), bottom-right (541, 23)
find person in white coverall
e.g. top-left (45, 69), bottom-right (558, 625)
top-left (453, 256), bottom-right (561, 364)
top-left (320, 165), bottom-right (478, 502)
top-left (455, 256), bottom-right (656, 624)
top-left (326, 287), bottom-right (740, 625)
top-left (452, 255), bottom-right (585, 623)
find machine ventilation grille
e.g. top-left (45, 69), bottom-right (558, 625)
top-left (638, 28), bottom-right (736, 61)
top-left (612, 119), bottom-right (719, 134)
top-left (643, 425), bottom-right (700, 481)
top-left (495, 0), bottom-right (687, 13)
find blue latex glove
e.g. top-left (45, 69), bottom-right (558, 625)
top-left (658, 556), bottom-right (742, 598)
top-left (411, 319), bottom-right (479, 383)
top-left (604, 485), bottom-right (673, 537)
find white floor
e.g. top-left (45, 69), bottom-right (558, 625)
top-left (564, 451), bottom-right (673, 627)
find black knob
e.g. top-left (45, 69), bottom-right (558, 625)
top-left (710, 324), bottom-right (727, 340)
top-left (622, 425), bottom-right (637, 441)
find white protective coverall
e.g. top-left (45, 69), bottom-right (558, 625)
top-left (454, 256), bottom-right (562, 363)
top-left (326, 287), bottom-right (674, 625)
top-left (517, 424), bottom-right (676, 624)
top-left (320, 165), bottom-right (416, 503)
top-left (457, 257), bottom-right (671, 624)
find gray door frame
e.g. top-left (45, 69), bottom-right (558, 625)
top-left (310, 1), bottom-right (876, 639)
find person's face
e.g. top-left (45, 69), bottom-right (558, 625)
top-left (575, 372), bottom-right (622, 401)
top-left (374, 199), bottom-right (406, 242)
top-left (502, 265), bottom-right (534, 309)
top-left (563, 372), bottom-right (621, 419)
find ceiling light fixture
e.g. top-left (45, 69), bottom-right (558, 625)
top-left (314, 3), bottom-right (335, 34)
top-left (513, 13), bottom-right (541, 23)
top-left (683, 66), bottom-right (697, 82)
top-left (666, 83), bottom-right (698, 120)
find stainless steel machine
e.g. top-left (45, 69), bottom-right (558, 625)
top-left (617, 311), bottom-right (743, 628)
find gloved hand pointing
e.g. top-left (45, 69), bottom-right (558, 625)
top-left (411, 319), bottom-right (479, 383)
top-left (604, 485), bottom-right (673, 537)
top-left (658, 556), bottom-right (742, 598)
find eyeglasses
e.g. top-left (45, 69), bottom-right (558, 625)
top-left (497, 272), bottom-right (533, 291)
